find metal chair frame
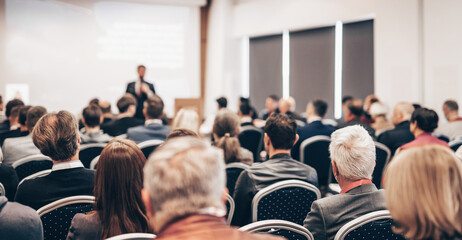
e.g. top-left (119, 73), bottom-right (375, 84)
top-left (239, 219), bottom-right (314, 240)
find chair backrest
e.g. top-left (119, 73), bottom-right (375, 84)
top-left (225, 162), bottom-right (249, 197)
top-left (37, 196), bottom-right (95, 240)
top-left (0, 182), bottom-right (5, 196)
top-left (12, 154), bottom-right (53, 181)
top-left (252, 180), bottom-right (321, 225)
top-left (334, 210), bottom-right (405, 240)
top-left (17, 169), bottom-right (52, 189)
top-left (105, 233), bottom-right (156, 240)
top-left (239, 219), bottom-right (314, 240)
top-left (373, 142), bottom-right (391, 189)
top-left (434, 133), bottom-right (450, 143)
top-left (79, 143), bottom-right (107, 168)
top-left (449, 140), bottom-right (462, 152)
top-left (138, 139), bottom-right (164, 159)
top-left (300, 136), bottom-right (331, 187)
top-left (90, 155), bottom-right (100, 170)
top-left (225, 193), bottom-right (235, 224)
top-left (238, 126), bottom-right (264, 162)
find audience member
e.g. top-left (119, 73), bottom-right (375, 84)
top-left (6, 105), bottom-right (20, 131)
top-left (0, 105), bottom-right (30, 146)
top-left (278, 97), bottom-right (303, 122)
top-left (384, 145), bottom-right (462, 240)
top-left (435, 99), bottom-right (462, 140)
top-left (232, 114), bottom-right (318, 226)
top-left (80, 105), bottom-right (112, 144)
top-left (0, 99), bottom-right (24, 133)
top-left (15, 111), bottom-right (95, 210)
top-left (261, 95), bottom-right (279, 120)
top-left (369, 102), bottom-right (394, 137)
top-left (238, 102), bottom-right (254, 126)
top-left (98, 100), bottom-right (114, 124)
top-left (126, 65), bottom-right (156, 120)
top-left (199, 97), bottom-right (227, 137)
top-left (239, 97), bottom-right (258, 120)
top-left (172, 108), bottom-right (199, 133)
top-left (213, 109), bottom-right (253, 165)
top-left (291, 99), bottom-right (335, 160)
top-left (101, 94), bottom-right (144, 137)
top-left (336, 99), bottom-right (375, 137)
top-left (142, 137), bottom-right (282, 240)
top-left (166, 128), bottom-right (199, 140)
top-left (338, 96), bottom-right (353, 123)
top-left (2, 106), bottom-right (47, 166)
top-left (361, 94), bottom-right (378, 124)
top-left (400, 108), bottom-right (448, 150)
top-left (127, 94), bottom-right (171, 143)
top-left (0, 196), bottom-right (43, 240)
top-left (304, 125), bottom-right (385, 240)
top-left (66, 139), bottom-right (150, 239)
top-left (0, 150), bottom-right (19, 200)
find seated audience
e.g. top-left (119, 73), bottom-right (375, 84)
top-left (79, 105), bottom-right (112, 144)
top-left (0, 150), bottom-right (19, 200)
top-left (6, 105), bottom-right (20, 131)
top-left (0, 105), bottom-right (30, 146)
top-left (369, 102), bottom-right (394, 137)
top-left (337, 98), bottom-right (376, 138)
top-left (337, 95), bottom-right (353, 124)
top-left (98, 100), bottom-right (114, 124)
top-left (0, 196), bottom-right (43, 240)
top-left (101, 94), bottom-right (144, 137)
top-left (361, 94), bottom-right (379, 124)
top-left (304, 125), bottom-right (385, 240)
top-left (200, 97), bottom-right (227, 137)
top-left (435, 99), bottom-right (462, 140)
top-left (127, 94), bottom-right (171, 143)
top-left (238, 102), bottom-right (255, 126)
top-left (213, 109), bottom-right (253, 165)
top-left (377, 102), bottom-right (415, 155)
top-left (239, 97), bottom-right (258, 120)
top-left (400, 107), bottom-right (448, 150)
top-left (232, 114), bottom-right (318, 226)
top-left (166, 128), bottom-right (199, 140)
top-left (384, 145), bottom-right (462, 240)
top-left (278, 97), bottom-right (303, 122)
top-left (260, 95), bottom-right (279, 120)
top-left (0, 99), bottom-right (24, 133)
top-left (172, 108), bottom-right (199, 133)
top-left (15, 111), bottom-right (94, 210)
top-left (291, 99), bottom-right (335, 160)
top-left (2, 106), bottom-right (47, 166)
top-left (66, 139), bottom-right (151, 239)
top-left (142, 137), bottom-right (282, 240)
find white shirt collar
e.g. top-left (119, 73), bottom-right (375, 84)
top-left (240, 116), bottom-right (253, 124)
top-left (52, 160), bottom-right (84, 171)
top-left (145, 119), bottom-right (163, 126)
top-left (308, 116), bottom-right (322, 124)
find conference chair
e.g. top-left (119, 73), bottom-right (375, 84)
top-left (90, 155), bottom-right (100, 170)
top-left (334, 210), bottom-right (405, 240)
top-left (137, 139), bottom-right (164, 159)
top-left (79, 143), bottom-right (107, 168)
top-left (449, 139), bottom-right (462, 152)
top-left (0, 182), bottom-right (5, 196)
top-left (239, 219), bottom-right (314, 240)
top-left (12, 154), bottom-right (53, 181)
top-left (37, 196), bottom-right (95, 240)
top-left (251, 180), bottom-right (321, 225)
top-left (373, 142), bottom-right (391, 189)
top-left (225, 162), bottom-right (249, 197)
top-left (300, 136), bottom-right (332, 188)
top-left (105, 233), bottom-right (156, 240)
top-left (238, 126), bottom-right (264, 162)
top-left (433, 133), bottom-right (450, 143)
top-left (225, 193), bottom-right (235, 224)
top-left (17, 169), bottom-right (52, 189)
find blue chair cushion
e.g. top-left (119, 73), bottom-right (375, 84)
top-left (344, 219), bottom-right (405, 240)
top-left (41, 203), bottom-right (94, 240)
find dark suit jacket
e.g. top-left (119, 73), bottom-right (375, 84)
top-left (127, 123), bottom-right (171, 143)
top-left (377, 121), bottom-right (414, 155)
top-left (0, 164), bottom-right (19, 200)
top-left (337, 118), bottom-right (376, 139)
top-left (303, 184), bottom-right (386, 240)
top-left (126, 80), bottom-right (155, 120)
top-left (66, 212), bottom-right (101, 240)
top-left (232, 153), bottom-right (318, 227)
top-left (0, 120), bottom-right (10, 134)
top-left (291, 120), bottom-right (335, 160)
top-left (0, 196), bottom-right (43, 240)
top-left (0, 129), bottom-right (28, 146)
top-left (101, 117), bottom-right (144, 137)
top-left (15, 166), bottom-right (95, 210)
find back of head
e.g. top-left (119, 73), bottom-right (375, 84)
top-left (384, 145), bottom-right (462, 240)
top-left (5, 99), bottom-right (24, 117)
top-left (32, 111), bottom-right (78, 161)
top-left (99, 101), bottom-right (112, 114)
top-left (144, 95), bottom-right (164, 119)
top-left (117, 94), bottom-right (137, 114)
top-left (82, 105), bottom-right (102, 128)
top-left (264, 113), bottom-right (297, 150)
top-left (143, 137), bottom-right (225, 231)
top-left (310, 99), bottom-right (328, 117)
top-left (213, 109), bottom-right (240, 138)
top-left (19, 105), bottom-right (32, 126)
top-left (239, 102), bottom-right (252, 116)
top-left (26, 106), bottom-right (47, 131)
top-left (9, 105), bottom-right (21, 122)
top-left (444, 100), bottom-right (458, 112)
top-left (89, 98), bottom-right (99, 106)
top-left (347, 99), bottom-right (364, 117)
top-left (329, 125), bottom-right (375, 180)
top-left (393, 102), bottom-right (414, 124)
top-left (172, 108), bottom-right (199, 132)
top-left (342, 96), bottom-right (353, 105)
top-left (278, 98), bottom-right (292, 114)
top-left (369, 102), bottom-right (388, 117)
top-left (216, 97), bottom-right (227, 109)
top-left (411, 108), bottom-right (439, 133)
top-left (166, 128), bottom-right (199, 140)
top-left (95, 138), bottom-right (149, 238)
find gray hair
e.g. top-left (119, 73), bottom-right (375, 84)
top-left (143, 137), bottom-right (225, 224)
top-left (329, 125), bottom-right (376, 180)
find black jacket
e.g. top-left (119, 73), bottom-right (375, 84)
top-left (101, 117), bottom-right (144, 137)
top-left (126, 80), bottom-right (155, 120)
top-left (377, 121), bottom-right (414, 155)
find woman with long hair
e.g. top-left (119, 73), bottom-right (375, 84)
top-left (66, 138), bottom-right (151, 240)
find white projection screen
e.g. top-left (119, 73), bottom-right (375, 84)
top-left (0, 0), bottom-right (201, 116)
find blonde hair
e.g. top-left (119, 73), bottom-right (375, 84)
top-left (384, 145), bottom-right (462, 240)
top-left (172, 108), bottom-right (199, 133)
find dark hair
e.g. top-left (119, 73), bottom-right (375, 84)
top-left (95, 138), bottom-right (150, 239)
top-left (348, 101), bottom-right (364, 117)
top-left (26, 106), bottom-right (47, 131)
top-left (311, 99), bottom-right (328, 117)
top-left (216, 97), bottom-right (227, 109)
top-left (413, 103), bottom-right (422, 110)
top-left (89, 98), bottom-right (100, 106)
top-left (240, 97), bottom-right (250, 104)
top-left (268, 95), bottom-right (280, 102)
top-left (19, 105), bottom-right (32, 126)
top-left (411, 108), bottom-right (439, 133)
top-left (213, 109), bottom-right (244, 164)
top-left (83, 105), bottom-right (102, 128)
top-left (444, 100), bottom-right (459, 111)
top-left (239, 102), bottom-right (252, 116)
top-left (9, 106), bottom-right (21, 120)
top-left (99, 101), bottom-right (112, 114)
top-left (264, 113), bottom-right (297, 150)
top-left (5, 99), bottom-right (24, 117)
top-left (342, 96), bottom-right (353, 104)
top-left (137, 65), bottom-right (146, 70)
top-left (144, 95), bottom-right (164, 119)
top-left (167, 128), bottom-right (199, 140)
top-left (117, 94), bottom-right (137, 113)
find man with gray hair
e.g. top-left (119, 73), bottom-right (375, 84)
top-left (303, 125), bottom-right (386, 240)
top-left (142, 137), bottom-right (282, 240)
top-left (378, 102), bottom-right (415, 155)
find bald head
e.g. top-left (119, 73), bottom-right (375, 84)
top-left (391, 102), bottom-right (414, 125)
top-left (278, 98), bottom-right (292, 114)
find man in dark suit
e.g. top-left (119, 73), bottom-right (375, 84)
top-left (15, 111), bottom-right (94, 210)
top-left (101, 94), bottom-right (144, 137)
top-left (127, 94), bottom-right (171, 143)
top-left (0, 105), bottom-right (31, 146)
top-left (377, 102), bottom-right (415, 155)
top-left (304, 125), bottom-right (386, 240)
top-left (232, 114), bottom-right (318, 227)
top-left (0, 99), bottom-right (24, 134)
top-left (126, 65), bottom-right (155, 120)
top-left (238, 102), bottom-right (254, 127)
top-left (291, 99), bottom-right (335, 160)
top-left (336, 98), bottom-right (375, 138)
